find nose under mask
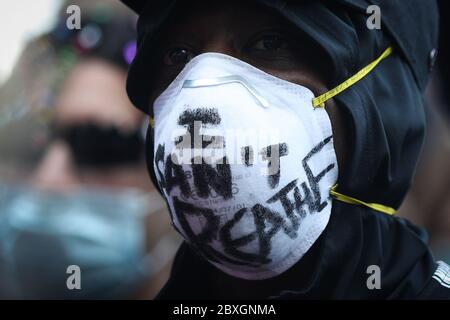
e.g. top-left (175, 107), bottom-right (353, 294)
top-left (151, 52), bottom-right (339, 280)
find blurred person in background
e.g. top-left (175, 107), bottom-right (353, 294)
top-left (0, 0), bottom-right (180, 299)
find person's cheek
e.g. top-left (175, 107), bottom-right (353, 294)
top-left (147, 73), bottom-right (175, 114)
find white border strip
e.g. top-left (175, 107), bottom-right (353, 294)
top-left (432, 260), bottom-right (450, 289)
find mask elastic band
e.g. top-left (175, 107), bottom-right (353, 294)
top-left (330, 184), bottom-right (396, 215)
top-left (312, 46), bottom-right (393, 108)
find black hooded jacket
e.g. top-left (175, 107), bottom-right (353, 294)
top-left (120, 0), bottom-right (450, 299)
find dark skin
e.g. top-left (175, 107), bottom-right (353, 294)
top-left (148, 0), bottom-right (348, 298)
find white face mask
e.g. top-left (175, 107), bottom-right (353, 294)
top-left (152, 52), bottom-right (338, 280)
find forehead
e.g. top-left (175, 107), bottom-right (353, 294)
top-left (162, 0), bottom-right (288, 36)
top-left (57, 60), bottom-right (127, 109)
top-left (55, 60), bottom-right (141, 126)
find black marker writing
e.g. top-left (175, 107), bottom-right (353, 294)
top-left (168, 136), bottom-right (335, 267)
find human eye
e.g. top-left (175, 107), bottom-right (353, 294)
top-left (247, 33), bottom-right (291, 52)
top-left (163, 47), bottom-right (196, 66)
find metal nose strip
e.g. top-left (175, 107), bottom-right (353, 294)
top-left (182, 75), bottom-right (270, 108)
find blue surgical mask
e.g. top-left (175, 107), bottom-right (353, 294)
top-left (0, 184), bottom-right (164, 299)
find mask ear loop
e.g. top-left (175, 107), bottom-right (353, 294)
top-left (312, 46), bottom-right (396, 215)
top-left (312, 46), bottom-right (393, 108)
top-left (330, 185), bottom-right (396, 215)
top-left (149, 116), bottom-right (155, 128)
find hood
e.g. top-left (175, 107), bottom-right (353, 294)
top-left (120, 0), bottom-right (439, 213)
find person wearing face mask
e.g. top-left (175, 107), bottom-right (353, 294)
top-left (0, 2), bottom-right (180, 299)
top-left (119, 0), bottom-right (450, 299)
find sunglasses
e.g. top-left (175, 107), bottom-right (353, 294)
top-left (53, 123), bottom-right (144, 168)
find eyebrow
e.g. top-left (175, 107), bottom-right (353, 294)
top-left (158, 24), bottom-right (204, 49)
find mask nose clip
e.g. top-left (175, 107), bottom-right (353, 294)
top-left (183, 75), bottom-right (270, 108)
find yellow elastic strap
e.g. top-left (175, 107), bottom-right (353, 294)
top-left (149, 116), bottom-right (155, 128)
top-left (312, 46), bottom-right (393, 108)
top-left (330, 184), bottom-right (396, 215)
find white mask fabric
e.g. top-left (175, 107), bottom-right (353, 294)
top-left (152, 52), bottom-right (338, 280)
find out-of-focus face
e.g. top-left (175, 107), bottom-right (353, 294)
top-left (148, 0), bottom-right (347, 169)
top-left (55, 59), bottom-right (142, 132)
top-left (20, 59), bottom-right (176, 300)
top-left (31, 59), bottom-right (149, 191)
